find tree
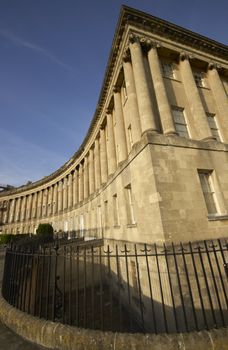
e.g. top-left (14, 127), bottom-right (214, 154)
top-left (36, 223), bottom-right (54, 242)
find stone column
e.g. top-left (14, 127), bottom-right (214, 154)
top-left (78, 164), bottom-right (84, 202)
top-left (24, 196), bottom-right (28, 220)
top-left (73, 170), bottom-right (78, 206)
top-left (9, 198), bottom-right (16, 223)
top-left (0, 201), bottom-right (3, 224)
top-left (129, 34), bottom-right (159, 134)
top-left (29, 194), bottom-right (33, 219)
top-left (37, 191), bottom-right (42, 218)
top-left (179, 52), bottom-right (213, 141)
top-left (123, 55), bottom-right (142, 143)
top-left (14, 198), bottom-right (20, 222)
top-left (48, 186), bottom-right (53, 216)
top-left (113, 88), bottom-right (128, 163)
top-left (6, 200), bottom-right (11, 224)
top-left (3, 201), bottom-right (10, 224)
top-left (89, 149), bottom-right (95, 195)
top-left (68, 173), bottom-right (73, 208)
top-left (7, 199), bottom-right (12, 223)
top-left (94, 138), bottom-right (101, 190)
top-left (26, 195), bottom-right (32, 220)
top-left (42, 189), bottom-right (48, 217)
top-left (18, 198), bottom-right (22, 221)
top-left (58, 181), bottom-right (63, 212)
top-left (32, 192), bottom-right (38, 219)
top-left (53, 184), bottom-right (58, 214)
top-left (207, 63), bottom-right (228, 142)
top-left (21, 196), bottom-right (26, 221)
top-left (106, 110), bottom-right (117, 175)
top-left (99, 126), bottom-right (108, 184)
top-left (0, 202), bottom-right (2, 224)
top-left (62, 178), bottom-right (68, 210)
top-left (83, 157), bottom-right (89, 199)
top-left (0, 202), bottom-right (3, 224)
top-left (147, 42), bottom-right (176, 135)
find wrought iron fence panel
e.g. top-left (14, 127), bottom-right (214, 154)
top-left (2, 238), bottom-right (228, 334)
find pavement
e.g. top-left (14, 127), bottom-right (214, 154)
top-left (0, 247), bottom-right (48, 349)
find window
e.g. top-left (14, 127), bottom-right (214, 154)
top-left (125, 184), bottom-right (136, 225)
top-left (198, 171), bottom-right (219, 215)
top-left (113, 194), bottom-right (120, 226)
top-left (207, 113), bottom-right (221, 142)
top-left (162, 62), bottom-right (174, 78)
top-left (193, 72), bottom-right (205, 87)
top-left (172, 106), bottom-right (189, 138)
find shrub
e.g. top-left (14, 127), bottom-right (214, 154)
top-left (36, 223), bottom-right (54, 242)
top-left (0, 233), bottom-right (30, 245)
top-left (0, 234), bottom-right (13, 245)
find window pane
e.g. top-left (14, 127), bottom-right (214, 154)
top-left (173, 114), bottom-right (185, 124)
top-left (162, 62), bottom-right (174, 78)
top-left (178, 131), bottom-right (189, 138)
top-left (211, 129), bottom-right (220, 141)
top-left (194, 72), bottom-right (204, 87)
top-left (176, 124), bottom-right (188, 132)
top-left (199, 172), bottom-right (217, 214)
top-left (208, 116), bottom-right (216, 128)
top-left (207, 113), bottom-right (221, 141)
top-left (172, 107), bottom-right (189, 138)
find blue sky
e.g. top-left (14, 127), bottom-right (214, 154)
top-left (0, 0), bottom-right (227, 187)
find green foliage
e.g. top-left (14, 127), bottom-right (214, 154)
top-left (36, 223), bottom-right (54, 242)
top-left (0, 233), bottom-right (29, 245)
top-left (0, 234), bottom-right (13, 244)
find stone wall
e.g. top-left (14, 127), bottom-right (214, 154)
top-left (0, 295), bottom-right (228, 350)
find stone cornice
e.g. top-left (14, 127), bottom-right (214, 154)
top-left (1, 5), bottom-right (227, 198)
top-left (122, 6), bottom-right (228, 58)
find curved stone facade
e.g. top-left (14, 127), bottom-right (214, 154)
top-left (1, 6), bottom-right (228, 244)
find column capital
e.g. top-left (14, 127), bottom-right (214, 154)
top-left (100, 125), bottom-right (105, 131)
top-left (179, 51), bottom-right (195, 62)
top-left (208, 62), bottom-right (216, 70)
top-left (129, 33), bottom-right (139, 44)
top-left (123, 48), bottom-right (131, 63)
top-left (113, 85), bottom-right (121, 93)
top-left (144, 39), bottom-right (161, 52)
top-left (105, 107), bottom-right (112, 115)
top-left (207, 62), bottom-right (222, 71)
top-left (129, 32), bottom-right (161, 52)
top-left (179, 51), bottom-right (188, 61)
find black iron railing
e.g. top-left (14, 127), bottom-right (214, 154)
top-left (2, 238), bottom-right (228, 334)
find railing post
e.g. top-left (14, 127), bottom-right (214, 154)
top-left (52, 242), bottom-right (59, 321)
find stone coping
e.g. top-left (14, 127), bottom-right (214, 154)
top-left (0, 296), bottom-right (228, 349)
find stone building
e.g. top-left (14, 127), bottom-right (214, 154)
top-left (0, 6), bottom-right (228, 244)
